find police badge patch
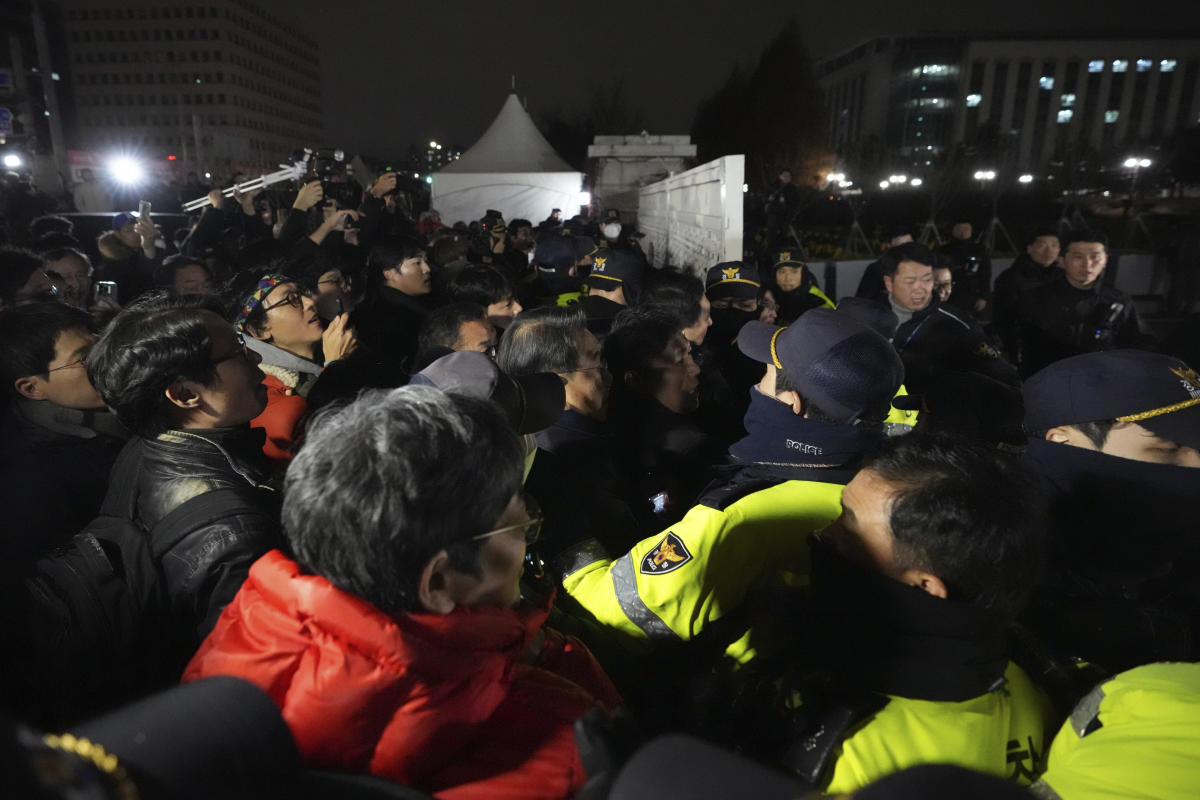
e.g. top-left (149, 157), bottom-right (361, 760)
top-left (640, 532), bottom-right (693, 575)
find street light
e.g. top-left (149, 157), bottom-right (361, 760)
top-left (2, 153), bottom-right (22, 169)
top-left (1018, 174), bottom-right (1034, 184)
top-left (889, 174), bottom-right (908, 184)
top-left (879, 180), bottom-right (890, 189)
top-left (429, 140), bottom-right (438, 148)
top-left (1123, 157), bottom-right (1151, 169)
top-left (910, 177), bottom-right (924, 187)
top-left (974, 170), bottom-right (996, 181)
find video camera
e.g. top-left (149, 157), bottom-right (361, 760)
top-left (292, 147), bottom-right (360, 208)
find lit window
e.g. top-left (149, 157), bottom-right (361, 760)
top-left (1161, 59), bottom-right (1177, 72)
top-left (1061, 93), bottom-right (1076, 107)
top-left (1105, 110), bottom-right (1119, 123)
top-left (1136, 59), bottom-right (1152, 72)
top-left (1057, 109), bottom-right (1073, 123)
top-left (1088, 60), bottom-right (1104, 73)
top-left (1039, 76), bottom-right (1054, 90)
top-left (1112, 60), bottom-right (1128, 73)
top-left (966, 93), bottom-right (982, 107)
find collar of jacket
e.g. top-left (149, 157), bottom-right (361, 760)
top-left (542, 408), bottom-right (609, 441)
top-left (377, 285), bottom-right (434, 313)
top-left (1011, 253), bottom-right (1054, 278)
top-left (808, 535), bottom-right (1009, 702)
top-left (1045, 267), bottom-right (1101, 298)
top-left (153, 425), bottom-right (273, 489)
top-left (12, 396), bottom-right (128, 441)
top-left (729, 388), bottom-right (883, 471)
top-left (1022, 437), bottom-right (1195, 589)
top-left (249, 549), bottom-right (552, 673)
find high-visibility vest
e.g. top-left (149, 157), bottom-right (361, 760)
top-left (1030, 662), bottom-right (1200, 800)
top-left (559, 479), bottom-right (845, 661)
top-left (884, 384), bottom-right (920, 436)
top-left (824, 661), bottom-right (1054, 794)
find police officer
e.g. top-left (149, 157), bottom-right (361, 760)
top-left (557, 309), bottom-right (905, 662)
top-left (1018, 351), bottom-right (1200, 702)
top-left (1016, 231), bottom-right (1148, 377)
top-left (580, 248), bottom-right (642, 337)
top-left (770, 248), bottom-right (834, 324)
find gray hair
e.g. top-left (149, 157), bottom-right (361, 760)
top-left (284, 385), bottom-right (523, 613)
top-left (496, 306), bottom-right (586, 375)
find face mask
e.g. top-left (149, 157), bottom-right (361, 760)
top-left (602, 223), bottom-right (622, 240)
top-left (709, 306), bottom-right (759, 340)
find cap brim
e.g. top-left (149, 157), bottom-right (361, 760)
top-left (736, 320), bottom-right (784, 366)
top-left (1137, 401), bottom-right (1200, 452)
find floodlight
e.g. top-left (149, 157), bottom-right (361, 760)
top-left (910, 178), bottom-right (923, 187)
top-left (1018, 174), bottom-right (1034, 184)
top-left (2, 154), bottom-right (22, 169)
top-left (108, 157), bottom-right (145, 186)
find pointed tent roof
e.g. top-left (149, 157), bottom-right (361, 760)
top-left (438, 94), bottom-right (574, 174)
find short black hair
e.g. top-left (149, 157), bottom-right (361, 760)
top-left (509, 218), bottom-right (532, 233)
top-left (87, 292), bottom-right (229, 436)
top-left (447, 264), bottom-right (512, 307)
top-left (861, 433), bottom-right (1043, 619)
top-left (155, 254), bottom-right (214, 290)
top-left (1026, 227), bottom-right (1059, 246)
top-left (284, 386), bottom-right (523, 614)
top-left (366, 236), bottom-right (425, 292)
top-left (0, 247), bottom-right (45, 307)
top-left (32, 232), bottom-right (82, 253)
top-left (30, 215), bottom-right (74, 238)
top-left (880, 242), bottom-right (936, 277)
top-left (418, 301), bottom-right (489, 354)
top-left (497, 306), bottom-right (587, 375)
top-left (1061, 230), bottom-right (1108, 251)
top-left (605, 307), bottom-right (683, 383)
top-left (775, 367), bottom-right (837, 422)
top-left (639, 269), bottom-right (705, 330)
top-left (0, 302), bottom-right (98, 392)
top-left (1027, 419), bottom-right (1116, 448)
top-left (42, 247), bottom-right (92, 273)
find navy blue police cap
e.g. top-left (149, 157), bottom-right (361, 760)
top-left (1023, 350), bottom-right (1200, 450)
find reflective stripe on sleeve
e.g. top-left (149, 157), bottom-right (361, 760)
top-left (611, 552), bottom-right (680, 639)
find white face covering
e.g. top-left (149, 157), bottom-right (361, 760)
top-left (602, 223), bottom-right (622, 241)
top-left (522, 433), bottom-right (538, 483)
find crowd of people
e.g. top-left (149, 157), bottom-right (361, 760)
top-left (0, 165), bottom-right (1197, 799)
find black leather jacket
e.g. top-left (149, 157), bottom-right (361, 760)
top-left (108, 426), bottom-right (281, 642)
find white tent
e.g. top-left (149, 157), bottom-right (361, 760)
top-left (431, 94), bottom-right (583, 227)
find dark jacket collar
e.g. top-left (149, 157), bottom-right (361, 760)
top-left (728, 389), bottom-right (883, 477)
top-left (809, 537), bottom-right (1009, 701)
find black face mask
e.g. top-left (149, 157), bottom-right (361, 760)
top-left (709, 306), bottom-right (759, 344)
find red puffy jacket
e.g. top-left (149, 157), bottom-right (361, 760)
top-left (250, 372), bottom-right (306, 465)
top-left (184, 550), bottom-right (621, 799)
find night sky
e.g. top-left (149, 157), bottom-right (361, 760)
top-left (255, 0), bottom-right (1190, 158)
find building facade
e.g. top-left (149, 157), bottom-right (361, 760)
top-left (817, 36), bottom-right (1200, 174)
top-left (59, 0), bottom-right (324, 176)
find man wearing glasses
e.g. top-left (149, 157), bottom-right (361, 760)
top-left (0, 302), bottom-right (126, 556)
top-left (185, 386), bottom-right (621, 799)
top-left (87, 293), bottom-right (281, 655)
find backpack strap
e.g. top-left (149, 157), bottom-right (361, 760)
top-left (147, 487), bottom-right (276, 559)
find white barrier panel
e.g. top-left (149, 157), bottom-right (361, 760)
top-left (637, 155), bottom-right (744, 272)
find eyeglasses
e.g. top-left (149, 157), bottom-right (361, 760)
top-left (262, 290), bottom-right (310, 312)
top-left (47, 357), bottom-right (87, 373)
top-left (211, 332), bottom-right (253, 364)
top-left (317, 274), bottom-right (350, 289)
top-left (473, 493), bottom-right (543, 545)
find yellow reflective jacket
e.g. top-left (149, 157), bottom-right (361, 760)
top-left (559, 479), bottom-right (845, 652)
top-left (1030, 662), bottom-right (1200, 800)
top-left (824, 661), bottom-right (1054, 794)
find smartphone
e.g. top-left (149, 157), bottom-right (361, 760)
top-left (138, 199), bottom-right (152, 218)
top-left (94, 281), bottom-right (118, 301)
top-left (335, 297), bottom-right (344, 316)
